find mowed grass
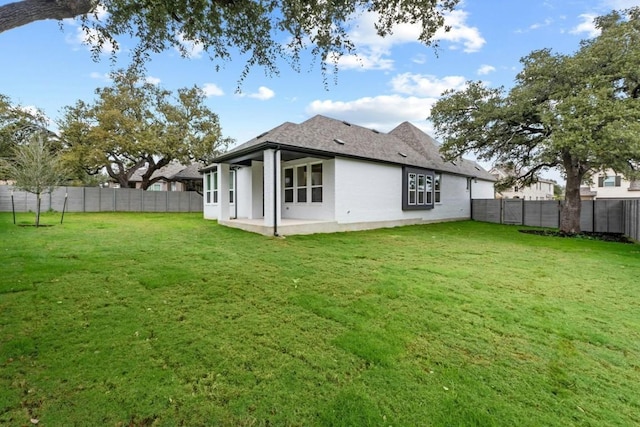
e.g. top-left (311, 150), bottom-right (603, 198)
top-left (1, 212), bottom-right (639, 426)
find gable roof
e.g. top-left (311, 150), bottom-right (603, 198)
top-left (203, 115), bottom-right (495, 181)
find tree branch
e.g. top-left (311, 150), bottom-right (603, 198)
top-left (0, 0), bottom-right (95, 34)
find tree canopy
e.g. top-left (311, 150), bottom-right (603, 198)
top-left (0, 0), bottom-right (460, 79)
top-left (430, 7), bottom-right (640, 234)
top-left (58, 69), bottom-right (232, 190)
top-left (0, 94), bottom-right (50, 161)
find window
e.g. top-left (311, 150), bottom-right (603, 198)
top-left (297, 165), bottom-right (307, 202)
top-left (204, 169), bottom-right (234, 204)
top-left (205, 173), bottom-right (213, 204)
top-left (311, 163), bottom-right (323, 202)
top-left (402, 167), bottom-right (435, 210)
top-left (435, 174), bottom-right (441, 203)
top-left (599, 175), bottom-right (621, 187)
top-left (284, 162), bottom-right (323, 203)
top-left (284, 168), bottom-right (294, 203)
top-left (212, 171), bottom-right (218, 203)
top-left (150, 183), bottom-right (162, 191)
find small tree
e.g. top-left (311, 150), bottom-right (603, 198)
top-left (0, 132), bottom-right (68, 226)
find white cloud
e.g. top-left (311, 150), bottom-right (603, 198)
top-left (89, 72), bottom-right (111, 82)
top-left (306, 95), bottom-right (436, 133)
top-left (529, 18), bottom-right (553, 31)
top-left (477, 64), bottom-right (496, 76)
top-left (434, 10), bottom-right (485, 53)
top-left (66, 27), bottom-right (118, 54)
top-left (175, 33), bottom-right (204, 59)
top-left (390, 73), bottom-right (467, 97)
top-left (329, 51), bottom-right (394, 71)
top-left (202, 83), bottom-right (224, 97)
top-left (329, 7), bottom-right (485, 71)
top-left (145, 76), bottom-right (161, 85)
top-left (570, 14), bottom-right (600, 38)
top-left (238, 86), bottom-right (275, 101)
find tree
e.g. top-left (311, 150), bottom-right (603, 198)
top-left (58, 69), bottom-right (232, 189)
top-left (0, 132), bottom-right (68, 226)
top-left (0, 1), bottom-right (459, 79)
top-left (429, 7), bottom-right (640, 234)
top-left (0, 94), bottom-right (50, 161)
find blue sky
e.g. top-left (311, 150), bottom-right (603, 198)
top-left (2, 0), bottom-right (640, 181)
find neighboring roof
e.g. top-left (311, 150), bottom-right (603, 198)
top-left (203, 115), bottom-right (495, 181)
top-left (489, 166), bottom-right (556, 184)
top-left (130, 162), bottom-right (203, 182)
top-left (580, 186), bottom-right (597, 197)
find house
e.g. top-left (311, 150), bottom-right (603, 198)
top-left (128, 162), bottom-right (204, 192)
top-left (581, 169), bottom-right (640, 200)
top-left (200, 115), bottom-right (495, 236)
top-left (490, 167), bottom-right (555, 200)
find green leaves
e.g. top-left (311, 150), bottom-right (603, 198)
top-left (430, 7), bottom-right (640, 232)
top-left (58, 69), bottom-right (231, 189)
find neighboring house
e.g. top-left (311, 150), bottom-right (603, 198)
top-left (581, 169), bottom-right (640, 200)
top-left (201, 115), bottom-right (495, 236)
top-left (490, 167), bottom-right (555, 200)
top-left (128, 162), bottom-right (204, 192)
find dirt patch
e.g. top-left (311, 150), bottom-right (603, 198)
top-left (519, 229), bottom-right (634, 244)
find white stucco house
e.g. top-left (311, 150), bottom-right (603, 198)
top-left (201, 115), bottom-right (495, 236)
top-left (490, 167), bottom-right (556, 200)
top-left (581, 169), bottom-right (640, 200)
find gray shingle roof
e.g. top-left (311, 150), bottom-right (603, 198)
top-left (206, 115), bottom-right (495, 181)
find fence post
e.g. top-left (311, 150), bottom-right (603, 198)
top-left (521, 199), bottom-right (525, 225)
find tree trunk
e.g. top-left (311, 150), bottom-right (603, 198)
top-left (0, 0), bottom-right (95, 34)
top-left (35, 191), bottom-right (41, 227)
top-left (560, 157), bottom-right (585, 234)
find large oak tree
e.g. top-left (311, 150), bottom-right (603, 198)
top-left (58, 69), bottom-right (232, 189)
top-left (0, 0), bottom-right (460, 78)
top-left (0, 94), bottom-right (50, 161)
top-left (430, 8), bottom-right (640, 234)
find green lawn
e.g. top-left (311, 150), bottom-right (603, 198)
top-left (1, 212), bottom-right (639, 426)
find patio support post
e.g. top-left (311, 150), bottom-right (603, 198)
top-left (263, 148), bottom-right (281, 234)
top-left (218, 163), bottom-right (231, 221)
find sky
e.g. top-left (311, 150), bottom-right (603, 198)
top-left (2, 0), bottom-right (640, 182)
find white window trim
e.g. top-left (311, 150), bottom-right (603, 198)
top-left (204, 170), bottom-right (235, 205)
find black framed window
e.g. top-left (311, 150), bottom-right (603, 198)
top-left (402, 166), bottom-right (435, 210)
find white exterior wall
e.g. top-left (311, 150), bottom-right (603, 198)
top-left (251, 161), bottom-right (264, 219)
top-left (333, 158), bottom-right (476, 224)
top-left (281, 158), bottom-right (335, 221)
top-left (588, 170), bottom-right (640, 199)
top-left (202, 166), bottom-right (253, 220)
top-left (472, 179), bottom-right (496, 199)
top-left (235, 166), bottom-right (252, 219)
top-left (499, 180), bottom-right (554, 200)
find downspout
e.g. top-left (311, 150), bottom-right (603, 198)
top-left (273, 147), bottom-right (280, 237)
top-left (470, 177), bottom-right (474, 220)
top-left (231, 166), bottom-right (239, 219)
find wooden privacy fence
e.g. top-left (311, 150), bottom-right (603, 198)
top-left (472, 198), bottom-right (640, 241)
top-left (0, 185), bottom-right (203, 213)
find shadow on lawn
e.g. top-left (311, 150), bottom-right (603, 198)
top-left (519, 229), bottom-right (635, 244)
